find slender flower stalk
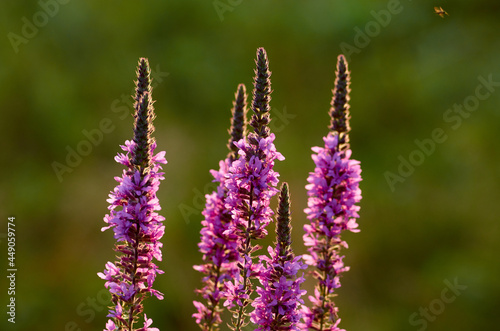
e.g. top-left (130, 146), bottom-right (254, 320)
top-left (300, 55), bottom-right (362, 331)
top-left (251, 183), bottom-right (307, 330)
top-left (98, 58), bottom-right (167, 331)
top-left (223, 47), bottom-right (284, 331)
top-left (193, 84), bottom-right (248, 331)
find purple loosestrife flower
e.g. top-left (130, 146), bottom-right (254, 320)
top-left (251, 183), bottom-right (307, 331)
top-left (300, 55), bottom-right (362, 331)
top-left (98, 58), bottom-right (167, 331)
top-left (223, 47), bottom-right (284, 331)
top-left (193, 84), bottom-right (248, 331)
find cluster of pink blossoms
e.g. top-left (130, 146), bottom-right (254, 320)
top-left (300, 133), bottom-right (362, 330)
top-left (251, 247), bottom-right (307, 330)
top-left (99, 140), bottom-right (167, 331)
top-left (224, 133), bottom-right (284, 242)
top-left (222, 133), bottom-right (285, 313)
top-left (193, 158), bottom-right (241, 329)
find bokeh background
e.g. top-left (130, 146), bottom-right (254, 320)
top-left (1, 1), bottom-right (499, 330)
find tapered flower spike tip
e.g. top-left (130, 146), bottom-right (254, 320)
top-left (132, 58), bottom-right (156, 171)
top-left (135, 58), bottom-right (152, 102)
top-left (227, 83), bottom-right (248, 161)
top-left (250, 47), bottom-right (272, 139)
top-left (329, 54), bottom-right (351, 152)
top-left (276, 182), bottom-right (292, 260)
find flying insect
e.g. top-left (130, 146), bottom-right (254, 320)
top-left (434, 6), bottom-right (449, 18)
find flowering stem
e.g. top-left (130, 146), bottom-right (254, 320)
top-left (223, 47), bottom-right (284, 331)
top-left (98, 58), bottom-right (166, 331)
top-left (251, 182), bottom-right (307, 330)
top-left (193, 84), bottom-right (248, 331)
top-left (301, 54), bottom-right (361, 331)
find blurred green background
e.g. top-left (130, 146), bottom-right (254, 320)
top-left (1, 0), bottom-right (499, 330)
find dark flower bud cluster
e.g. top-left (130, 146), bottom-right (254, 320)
top-left (328, 55), bottom-right (351, 154)
top-left (249, 48), bottom-right (272, 141)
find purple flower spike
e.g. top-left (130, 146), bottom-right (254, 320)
top-left (193, 84), bottom-right (248, 331)
top-left (223, 47), bottom-right (285, 331)
top-left (99, 58), bottom-right (166, 331)
top-left (300, 55), bottom-right (362, 331)
top-left (251, 183), bottom-right (307, 331)
top-left (222, 131), bottom-right (284, 331)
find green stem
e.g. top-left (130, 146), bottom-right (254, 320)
top-left (318, 249), bottom-right (329, 331)
top-left (205, 264), bottom-right (222, 331)
top-left (127, 217), bottom-right (142, 331)
top-left (235, 182), bottom-right (254, 331)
